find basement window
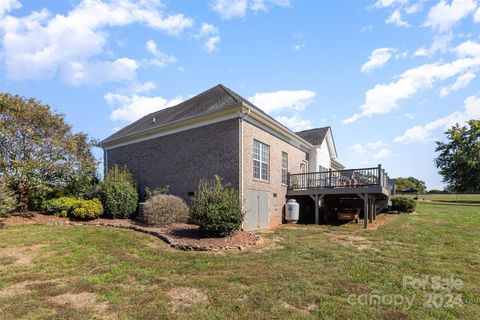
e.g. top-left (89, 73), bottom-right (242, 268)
top-left (253, 139), bottom-right (269, 181)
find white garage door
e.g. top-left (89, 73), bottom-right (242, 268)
top-left (247, 190), bottom-right (270, 231)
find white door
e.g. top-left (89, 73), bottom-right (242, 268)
top-left (247, 190), bottom-right (270, 231)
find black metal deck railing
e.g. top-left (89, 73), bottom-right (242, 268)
top-left (288, 165), bottom-right (391, 191)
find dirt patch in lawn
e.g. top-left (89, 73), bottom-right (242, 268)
top-left (282, 301), bottom-right (318, 316)
top-left (50, 292), bottom-right (115, 319)
top-left (0, 244), bottom-right (48, 266)
top-left (1, 280), bottom-right (51, 297)
top-left (167, 287), bottom-right (208, 312)
top-left (328, 234), bottom-right (378, 251)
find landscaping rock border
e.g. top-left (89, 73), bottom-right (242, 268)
top-left (0, 213), bottom-right (261, 252)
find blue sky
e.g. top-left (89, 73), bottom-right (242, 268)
top-left (1, 0), bottom-right (480, 190)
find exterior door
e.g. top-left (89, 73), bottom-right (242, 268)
top-left (247, 190), bottom-right (270, 231)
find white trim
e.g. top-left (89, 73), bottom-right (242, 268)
top-left (242, 116), bottom-right (312, 153)
top-left (103, 113), bottom-right (239, 150)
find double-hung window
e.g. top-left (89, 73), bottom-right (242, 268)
top-left (281, 152), bottom-right (288, 184)
top-left (253, 140), bottom-right (269, 181)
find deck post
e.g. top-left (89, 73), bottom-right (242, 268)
top-left (373, 202), bottom-right (377, 220)
top-left (377, 164), bottom-right (382, 186)
top-left (328, 169), bottom-right (332, 188)
top-left (314, 194), bottom-right (319, 225)
top-left (363, 193), bottom-right (368, 229)
top-left (369, 199), bottom-right (374, 223)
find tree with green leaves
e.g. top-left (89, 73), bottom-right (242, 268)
top-left (0, 93), bottom-right (98, 211)
top-left (395, 177), bottom-right (427, 193)
top-left (435, 119), bottom-right (480, 192)
top-left (0, 177), bottom-right (16, 216)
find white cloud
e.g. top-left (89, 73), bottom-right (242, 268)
top-left (61, 58), bottom-right (138, 86)
top-left (394, 94), bottom-right (480, 143)
top-left (203, 35), bottom-right (221, 53)
top-left (105, 92), bottom-right (184, 123)
top-left (0, 0), bottom-right (21, 16)
top-left (373, 148), bottom-right (392, 159)
top-left (349, 141), bottom-right (392, 159)
top-left (343, 40), bottom-right (480, 124)
top-left (130, 81), bottom-right (156, 94)
top-left (350, 144), bottom-right (366, 154)
top-left (414, 32), bottom-right (454, 57)
top-left (385, 9), bottom-right (410, 27)
top-left (196, 23), bottom-right (219, 38)
top-left (292, 43), bottom-right (305, 51)
top-left (424, 0), bottom-right (477, 32)
top-left (414, 47), bottom-right (429, 57)
top-left (440, 71), bottom-right (476, 96)
top-left (374, 0), bottom-right (407, 8)
top-left (252, 0), bottom-right (290, 12)
top-left (454, 40), bottom-right (480, 57)
top-left (361, 48), bottom-right (396, 73)
top-left (275, 115), bottom-right (313, 131)
top-left (145, 40), bottom-right (177, 68)
top-left (211, 0), bottom-right (248, 19)
top-left (211, 0), bottom-right (290, 19)
top-left (405, 2), bottom-right (423, 14)
top-left (0, 0), bottom-right (193, 84)
top-left (475, 7), bottom-right (480, 22)
top-left (195, 22), bottom-right (221, 53)
top-left (367, 140), bottom-right (388, 150)
top-left (249, 89), bottom-right (316, 113)
top-left (361, 25), bottom-right (373, 32)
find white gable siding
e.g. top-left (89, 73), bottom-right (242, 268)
top-left (316, 140), bottom-right (331, 170)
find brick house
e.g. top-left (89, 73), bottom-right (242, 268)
top-left (100, 84), bottom-right (391, 231)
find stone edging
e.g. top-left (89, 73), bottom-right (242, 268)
top-left (24, 220), bottom-right (261, 252)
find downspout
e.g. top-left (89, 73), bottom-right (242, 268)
top-left (238, 106), bottom-right (251, 224)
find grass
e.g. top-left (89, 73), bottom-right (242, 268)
top-left (402, 193), bottom-right (480, 204)
top-left (0, 202), bottom-right (479, 319)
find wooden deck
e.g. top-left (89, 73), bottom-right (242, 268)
top-left (286, 165), bottom-right (393, 228)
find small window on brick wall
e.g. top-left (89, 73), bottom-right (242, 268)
top-left (281, 152), bottom-right (288, 184)
top-left (253, 140), bottom-right (269, 181)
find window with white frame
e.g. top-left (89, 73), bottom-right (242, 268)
top-left (281, 152), bottom-right (288, 184)
top-left (253, 140), bottom-right (269, 180)
top-left (300, 162), bottom-right (306, 173)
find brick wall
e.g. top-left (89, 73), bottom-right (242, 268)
top-left (241, 120), bottom-right (308, 229)
top-left (106, 119), bottom-right (240, 202)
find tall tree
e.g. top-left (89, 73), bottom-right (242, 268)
top-left (395, 177), bottom-right (427, 193)
top-left (435, 119), bottom-right (480, 192)
top-left (0, 93), bottom-right (98, 211)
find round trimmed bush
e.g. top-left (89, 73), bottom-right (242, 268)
top-left (391, 196), bottom-right (416, 213)
top-left (43, 196), bottom-right (79, 217)
top-left (191, 175), bottom-right (243, 237)
top-left (143, 194), bottom-right (190, 226)
top-left (71, 199), bottom-right (103, 220)
top-left (100, 165), bottom-right (138, 218)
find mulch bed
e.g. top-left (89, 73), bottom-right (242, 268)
top-left (0, 213), bottom-right (260, 252)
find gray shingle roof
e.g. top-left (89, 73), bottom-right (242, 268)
top-left (101, 84), bottom-right (255, 145)
top-left (295, 127), bottom-right (330, 146)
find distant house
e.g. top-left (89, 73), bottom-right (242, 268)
top-left (100, 84), bottom-right (392, 230)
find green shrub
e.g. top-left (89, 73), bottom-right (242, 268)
top-left (142, 194), bottom-right (190, 226)
top-left (0, 178), bottom-right (16, 216)
top-left (43, 196), bottom-right (103, 219)
top-left (143, 185), bottom-right (170, 201)
top-left (71, 199), bottom-right (103, 220)
top-left (191, 175), bottom-right (243, 237)
top-left (100, 165), bottom-right (138, 219)
top-left (392, 196), bottom-right (416, 213)
top-left (43, 196), bottom-right (80, 217)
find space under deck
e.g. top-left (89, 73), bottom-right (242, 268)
top-left (287, 165), bottom-right (393, 228)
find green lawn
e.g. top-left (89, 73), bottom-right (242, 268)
top-left (1, 202), bottom-right (479, 319)
top-left (403, 193), bottom-right (480, 204)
